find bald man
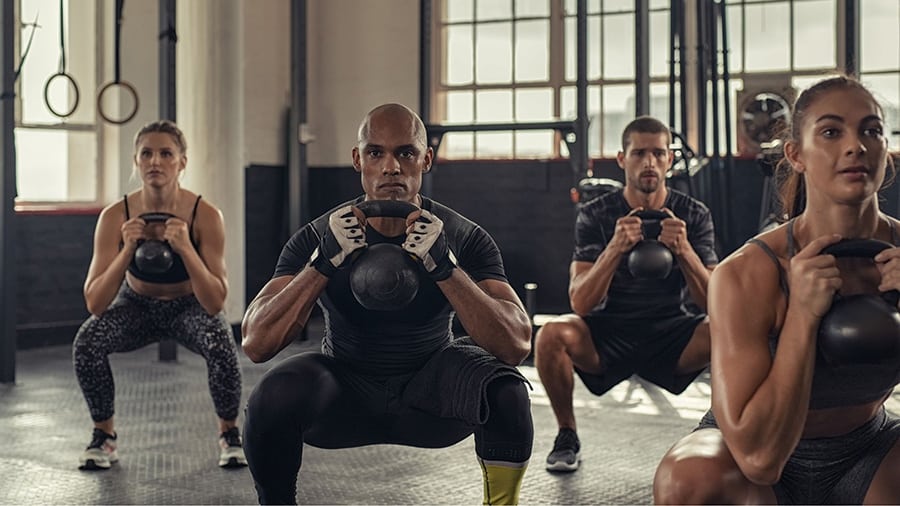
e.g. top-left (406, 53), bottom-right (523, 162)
top-left (240, 104), bottom-right (535, 505)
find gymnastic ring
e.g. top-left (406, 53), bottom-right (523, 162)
top-left (97, 80), bottom-right (139, 125)
top-left (43, 72), bottom-right (80, 118)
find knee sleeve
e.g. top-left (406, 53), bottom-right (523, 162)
top-left (475, 375), bottom-right (534, 463)
top-left (476, 378), bottom-right (532, 506)
top-left (244, 353), bottom-right (343, 505)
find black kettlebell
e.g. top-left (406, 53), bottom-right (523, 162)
top-left (134, 212), bottom-right (175, 274)
top-left (818, 238), bottom-right (900, 366)
top-left (626, 209), bottom-right (674, 279)
top-left (349, 200), bottom-right (421, 311)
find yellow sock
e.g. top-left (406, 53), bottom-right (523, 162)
top-left (479, 457), bottom-right (528, 505)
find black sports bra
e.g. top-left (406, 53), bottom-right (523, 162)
top-left (124, 195), bottom-right (201, 284)
top-left (747, 218), bottom-right (900, 409)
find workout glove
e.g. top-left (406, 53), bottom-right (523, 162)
top-left (311, 205), bottom-right (366, 278)
top-left (403, 209), bottom-right (456, 281)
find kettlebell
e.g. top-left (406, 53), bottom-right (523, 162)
top-left (349, 200), bottom-right (422, 311)
top-left (626, 209), bottom-right (674, 280)
top-left (818, 238), bottom-right (900, 366)
top-left (134, 212), bottom-right (175, 274)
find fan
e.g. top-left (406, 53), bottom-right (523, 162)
top-left (738, 90), bottom-right (792, 156)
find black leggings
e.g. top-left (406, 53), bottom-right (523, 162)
top-left (73, 283), bottom-right (242, 422)
top-left (243, 352), bottom-right (533, 505)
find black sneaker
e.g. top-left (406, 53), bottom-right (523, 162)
top-left (218, 427), bottom-right (248, 468)
top-left (545, 428), bottom-right (581, 472)
top-left (78, 428), bottom-right (118, 470)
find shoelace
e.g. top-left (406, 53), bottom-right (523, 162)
top-left (88, 429), bottom-right (113, 449)
top-left (221, 428), bottom-right (242, 447)
top-left (553, 430), bottom-right (579, 452)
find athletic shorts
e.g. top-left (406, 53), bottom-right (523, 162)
top-left (697, 407), bottom-right (900, 504)
top-left (574, 311), bottom-right (706, 396)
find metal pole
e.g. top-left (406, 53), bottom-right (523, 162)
top-left (668, 0), bottom-right (677, 128)
top-left (843, 0), bottom-right (859, 77)
top-left (576, 0), bottom-right (588, 178)
top-left (1, 0), bottom-right (17, 383)
top-left (419, 0), bottom-right (434, 196)
top-left (635, 0), bottom-right (650, 116)
top-left (158, 0), bottom-right (178, 362)
top-left (288, 0), bottom-right (309, 233)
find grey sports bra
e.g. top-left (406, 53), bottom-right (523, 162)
top-left (746, 219), bottom-right (900, 409)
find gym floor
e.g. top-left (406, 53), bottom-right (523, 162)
top-left (3, 319), bottom-right (899, 505)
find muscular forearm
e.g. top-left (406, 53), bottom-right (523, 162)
top-left (724, 309), bottom-right (818, 483)
top-left (180, 250), bottom-right (228, 314)
top-left (241, 268), bottom-right (326, 362)
top-left (569, 249), bottom-right (624, 316)
top-left (440, 271), bottom-right (531, 365)
top-left (84, 249), bottom-right (134, 316)
top-left (676, 248), bottom-right (712, 311)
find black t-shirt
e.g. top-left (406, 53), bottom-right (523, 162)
top-left (273, 195), bottom-right (508, 375)
top-left (573, 188), bottom-right (718, 319)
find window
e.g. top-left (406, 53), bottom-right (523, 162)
top-left (433, 0), bottom-right (671, 159)
top-left (860, 0), bottom-right (900, 150)
top-left (15, 0), bottom-right (100, 204)
top-left (435, 0), bottom-right (898, 159)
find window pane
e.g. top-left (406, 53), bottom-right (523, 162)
top-left (20, 0), bottom-right (97, 125)
top-left (861, 73), bottom-right (900, 150)
top-left (15, 129), bottom-right (97, 201)
top-left (445, 25), bottom-right (474, 85)
top-left (649, 0), bottom-right (668, 9)
top-left (565, 15), bottom-right (602, 81)
top-left (445, 90), bottom-right (474, 123)
top-left (649, 10), bottom-right (670, 77)
top-left (515, 131), bottom-right (554, 157)
top-left (515, 88), bottom-right (553, 121)
top-left (861, 0), bottom-right (900, 72)
top-left (20, 0), bottom-right (62, 124)
top-left (443, 132), bottom-right (475, 158)
top-left (726, 5), bottom-right (742, 73)
top-left (589, 16), bottom-right (603, 79)
top-left (515, 0), bottom-right (549, 17)
top-left (793, 0), bottom-right (835, 70)
top-left (446, 0), bottom-right (474, 22)
top-left (476, 0), bottom-right (512, 21)
top-left (476, 89), bottom-right (513, 122)
top-left (649, 82), bottom-right (671, 128)
top-left (516, 20), bottom-right (549, 81)
top-left (602, 85), bottom-right (634, 157)
top-left (476, 132), bottom-right (514, 157)
top-left (476, 22), bottom-right (513, 83)
top-left (744, 2), bottom-right (790, 72)
top-left (603, 0), bottom-right (633, 13)
top-left (603, 13), bottom-right (634, 79)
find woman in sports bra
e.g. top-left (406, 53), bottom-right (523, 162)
top-left (72, 120), bottom-right (247, 471)
top-left (653, 76), bottom-right (900, 504)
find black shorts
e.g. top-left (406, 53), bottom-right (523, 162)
top-left (697, 407), bottom-right (900, 504)
top-left (574, 311), bottom-right (706, 396)
top-left (331, 336), bottom-right (527, 426)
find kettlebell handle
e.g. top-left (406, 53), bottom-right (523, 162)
top-left (632, 209), bottom-right (669, 222)
top-left (138, 212), bottom-right (176, 223)
top-left (821, 238), bottom-right (894, 258)
top-left (355, 200), bottom-right (419, 220)
top-left (822, 238), bottom-right (899, 306)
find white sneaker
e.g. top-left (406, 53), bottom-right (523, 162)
top-left (79, 428), bottom-right (118, 470)
top-left (218, 427), bottom-right (248, 468)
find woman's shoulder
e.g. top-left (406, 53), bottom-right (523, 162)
top-left (715, 227), bottom-right (788, 287)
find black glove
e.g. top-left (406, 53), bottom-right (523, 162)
top-left (402, 209), bottom-right (456, 281)
top-left (310, 205), bottom-right (366, 277)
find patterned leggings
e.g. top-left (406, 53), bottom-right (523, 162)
top-left (73, 283), bottom-right (242, 422)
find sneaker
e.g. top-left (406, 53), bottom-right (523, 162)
top-left (218, 427), bottom-right (248, 468)
top-left (78, 428), bottom-right (118, 470)
top-left (545, 428), bottom-right (581, 472)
